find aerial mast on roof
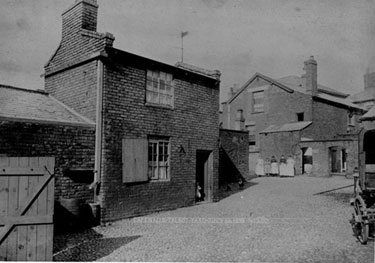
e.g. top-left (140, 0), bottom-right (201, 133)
top-left (181, 31), bottom-right (188, 62)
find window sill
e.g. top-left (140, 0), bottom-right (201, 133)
top-left (145, 102), bottom-right (174, 110)
top-left (252, 111), bottom-right (264, 114)
top-left (149, 179), bottom-right (170, 183)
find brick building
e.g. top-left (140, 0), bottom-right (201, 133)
top-left (222, 56), bottom-right (366, 176)
top-left (44, 0), bottom-right (220, 222)
top-left (0, 84), bottom-right (96, 203)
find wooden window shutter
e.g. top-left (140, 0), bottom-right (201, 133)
top-left (122, 139), bottom-right (148, 183)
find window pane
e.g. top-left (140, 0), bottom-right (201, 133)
top-left (153, 79), bottom-right (158, 90)
top-left (159, 167), bottom-right (167, 179)
top-left (160, 80), bottom-right (165, 91)
top-left (153, 71), bottom-right (160, 78)
top-left (152, 91), bottom-right (159, 103)
top-left (153, 167), bottom-right (158, 179)
top-left (160, 94), bottom-right (167, 105)
top-left (145, 70), bottom-right (174, 106)
top-left (160, 71), bottom-right (166, 81)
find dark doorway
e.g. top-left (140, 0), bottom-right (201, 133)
top-left (329, 146), bottom-right (346, 173)
top-left (196, 150), bottom-right (213, 202)
top-left (330, 147), bottom-right (339, 173)
top-left (364, 130), bottom-right (375, 165)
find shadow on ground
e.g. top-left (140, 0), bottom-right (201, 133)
top-left (217, 180), bottom-right (258, 201)
top-left (323, 192), bottom-right (353, 204)
top-left (54, 228), bottom-right (103, 254)
top-left (53, 234), bottom-right (141, 261)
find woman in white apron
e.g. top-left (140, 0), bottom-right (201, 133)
top-left (270, 156), bottom-right (279, 176)
top-left (285, 155), bottom-right (295, 177)
top-left (279, 155), bottom-right (287, 177)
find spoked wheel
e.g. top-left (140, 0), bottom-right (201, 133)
top-left (352, 195), bottom-right (369, 244)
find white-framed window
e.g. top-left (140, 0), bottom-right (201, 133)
top-left (148, 137), bottom-right (170, 180)
top-left (252, 91), bottom-right (264, 113)
top-left (146, 70), bottom-right (174, 107)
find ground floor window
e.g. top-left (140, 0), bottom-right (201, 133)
top-left (148, 138), bottom-right (170, 180)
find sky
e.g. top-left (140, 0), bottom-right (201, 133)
top-left (0, 0), bottom-right (374, 102)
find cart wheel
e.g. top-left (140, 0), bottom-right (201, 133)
top-left (353, 196), bottom-right (369, 244)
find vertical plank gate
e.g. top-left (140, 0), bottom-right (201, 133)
top-left (0, 157), bottom-right (55, 261)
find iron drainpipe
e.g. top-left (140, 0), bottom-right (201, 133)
top-left (93, 59), bottom-right (104, 202)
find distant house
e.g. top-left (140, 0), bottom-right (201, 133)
top-left (43, 0), bottom-right (221, 223)
top-left (351, 69), bottom-right (375, 111)
top-left (222, 56), bottom-right (366, 176)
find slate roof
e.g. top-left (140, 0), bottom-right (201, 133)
top-left (226, 73), bottom-right (366, 113)
top-left (315, 93), bottom-right (366, 112)
top-left (0, 85), bottom-right (95, 127)
top-left (259, 121), bottom-right (312, 134)
top-left (277, 76), bottom-right (349, 98)
top-left (350, 89), bottom-right (375, 103)
top-left (227, 73), bottom-right (352, 104)
top-left (360, 105), bottom-right (375, 121)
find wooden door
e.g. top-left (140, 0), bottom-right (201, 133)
top-left (0, 157), bottom-right (55, 261)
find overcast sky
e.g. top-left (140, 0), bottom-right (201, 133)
top-left (0, 0), bottom-right (374, 102)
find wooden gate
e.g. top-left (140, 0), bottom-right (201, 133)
top-left (0, 157), bottom-right (55, 261)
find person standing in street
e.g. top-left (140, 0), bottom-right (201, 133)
top-left (270, 156), bottom-right (279, 177)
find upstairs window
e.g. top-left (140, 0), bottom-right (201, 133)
top-left (148, 137), bottom-right (170, 180)
top-left (297, 112), bottom-right (304, 122)
top-left (146, 70), bottom-right (174, 107)
top-left (246, 121), bottom-right (256, 135)
top-left (235, 109), bottom-right (245, 130)
top-left (252, 91), bottom-right (264, 113)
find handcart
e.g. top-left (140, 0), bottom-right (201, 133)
top-left (350, 128), bottom-right (375, 244)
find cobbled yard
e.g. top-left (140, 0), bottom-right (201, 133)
top-left (54, 175), bottom-right (374, 262)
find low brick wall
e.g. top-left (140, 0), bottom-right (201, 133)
top-left (0, 120), bottom-right (95, 202)
top-left (219, 129), bottom-right (250, 185)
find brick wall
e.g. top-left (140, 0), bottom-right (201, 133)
top-left (99, 62), bottom-right (220, 222)
top-left (259, 130), bottom-right (302, 173)
top-left (45, 61), bottom-right (98, 121)
top-left (299, 139), bottom-right (358, 176)
top-left (303, 100), bottom-right (349, 140)
top-left (267, 86), bottom-right (312, 125)
top-left (219, 129), bottom-right (250, 184)
top-left (0, 121), bottom-right (95, 202)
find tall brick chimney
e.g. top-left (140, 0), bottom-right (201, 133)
top-left (303, 56), bottom-right (318, 96)
top-left (364, 68), bottom-right (375, 90)
top-left (62, 0), bottom-right (98, 39)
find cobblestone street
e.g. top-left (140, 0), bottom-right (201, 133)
top-left (54, 175), bottom-right (374, 262)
